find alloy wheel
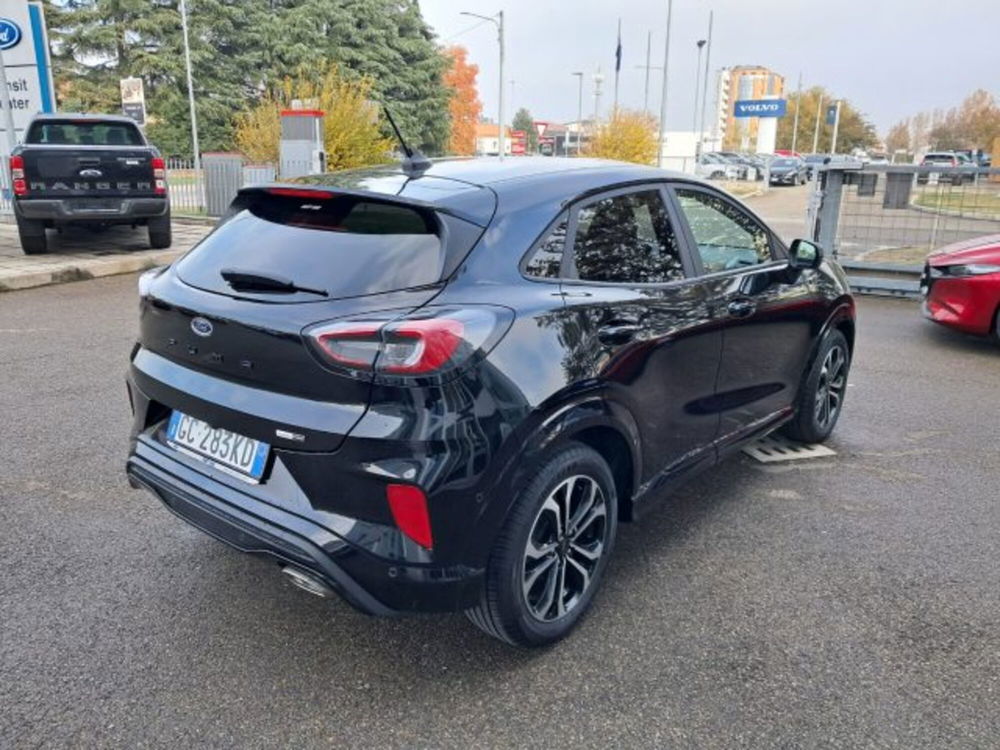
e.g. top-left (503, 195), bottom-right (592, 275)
top-left (814, 344), bottom-right (848, 430)
top-left (522, 475), bottom-right (608, 622)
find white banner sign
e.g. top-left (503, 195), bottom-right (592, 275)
top-left (0, 2), bottom-right (56, 141)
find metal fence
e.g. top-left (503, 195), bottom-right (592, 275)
top-left (167, 157), bottom-right (280, 216)
top-left (813, 166), bottom-right (1000, 266)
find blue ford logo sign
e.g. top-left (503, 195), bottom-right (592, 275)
top-left (190, 317), bottom-right (213, 337)
top-left (0, 18), bottom-right (22, 50)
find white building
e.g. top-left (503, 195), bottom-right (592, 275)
top-left (659, 130), bottom-right (722, 174)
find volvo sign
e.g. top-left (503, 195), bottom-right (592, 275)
top-left (734, 99), bottom-right (787, 118)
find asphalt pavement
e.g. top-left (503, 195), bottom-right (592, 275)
top-left (2, 275), bottom-right (999, 748)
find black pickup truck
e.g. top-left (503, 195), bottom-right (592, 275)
top-left (9, 113), bottom-right (171, 254)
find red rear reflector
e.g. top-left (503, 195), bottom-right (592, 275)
top-left (13, 179), bottom-right (27, 196)
top-left (386, 484), bottom-right (433, 549)
top-left (267, 187), bottom-right (335, 200)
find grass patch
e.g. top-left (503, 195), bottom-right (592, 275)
top-left (911, 185), bottom-right (1000, 220)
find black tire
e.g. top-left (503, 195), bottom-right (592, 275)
top-left (148, 213), bottom-right (172, 249)
top-left (466, 442), bottom-right (618, 647)
top-left (16, 216), bottom-right (47, 254)
top-left (782, 329), bottom-right (851, 444)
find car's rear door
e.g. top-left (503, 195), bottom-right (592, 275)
top-left (667, 183), bottom-right (823, 448)
top-left (529, 183), bottom-right (723, 486)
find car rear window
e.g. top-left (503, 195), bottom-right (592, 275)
top-left (26, 120), bottom-right (144, 146)
top-left (771, 158), bottom-right (796, 167)
top-left (176, 192), bottom-right (472, 301)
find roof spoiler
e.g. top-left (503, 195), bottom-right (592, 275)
top-left (234, 183), bottom-right (487, 227)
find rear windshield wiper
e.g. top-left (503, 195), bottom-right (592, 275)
top-left (220, 268), bottom-right (328, 297)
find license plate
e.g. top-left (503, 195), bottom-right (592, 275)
top-left (166, 411), bottom-right (269, 481)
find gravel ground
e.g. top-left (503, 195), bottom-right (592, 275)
top-left (1, 275), bottom-right (998, 748)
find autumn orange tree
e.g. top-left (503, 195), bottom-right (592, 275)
top-left (587, 110), bottom-right (659, 165)
top-left (443, 46), bottom-right (482, 155)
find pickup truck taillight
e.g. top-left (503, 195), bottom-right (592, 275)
top-left (9, 155), bottom-right (26, 196)
top-left (152, 157), bottom-right (166, 195)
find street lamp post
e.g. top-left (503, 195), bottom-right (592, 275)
top-left (179, 0), bottom-right (201, 179)
top-left (571, 71), bottom-right (584, 156)
top-left (461, 10), bottom-right (505, 159)
top-left (693, 39), bottom-right (706, 157)
top-left (655, 0), bottom-right (673, 168)
top-left (697, 10), bottom-right (713, 155)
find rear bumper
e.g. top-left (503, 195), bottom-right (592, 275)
top-left (15, 197), bottom-right (169, 222)
top-left (126, 440), bottom-right (484, 615)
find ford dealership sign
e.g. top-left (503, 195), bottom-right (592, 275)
top-left (0, 18), bottom-right (22, 50)
top-left (734, 99), bottom-right (787, 118)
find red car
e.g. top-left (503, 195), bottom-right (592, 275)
top-left (922, 234), bottom-right (1000, 340)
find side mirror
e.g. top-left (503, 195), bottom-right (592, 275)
top-left (789, 238), bottom-right (823, 270)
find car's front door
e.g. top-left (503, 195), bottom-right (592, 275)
top-left (525, 184), bottom-right (722, 488)
top-left (668, 183), bottom-right (822, 448)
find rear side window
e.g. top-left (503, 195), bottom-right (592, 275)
top-left (570, 190), bottom-right (685, 284)
top-left (176, 193), bottom-right (465, 301)
top-left (26, 121), bottom-right (144, 146)
top-left (524, 211), bottom-right (568, 279)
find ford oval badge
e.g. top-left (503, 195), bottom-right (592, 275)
top-left (0, 19), bottom-right (22, 51)
top-left (190, 317), bottom-right (213, 337)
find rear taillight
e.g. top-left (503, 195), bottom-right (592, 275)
top-left (152, 157), bottom-right (166, 195)
top-left (10, 155), bottom-right (26, 196)
top-left (386, 484), bottom-right (433, 549)
top-left (305, 306), bottom-right (513, 381)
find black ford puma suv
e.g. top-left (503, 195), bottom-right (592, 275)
top-left (126, 158), bottom-right (854, 646)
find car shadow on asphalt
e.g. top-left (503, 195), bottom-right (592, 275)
top-left (919, 320), bottom-right (999, 356)
top-left (170, 461), bottom-right (748, 675)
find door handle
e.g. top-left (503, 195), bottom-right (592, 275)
top-left (727, 299), bottom-right (757, 318)
top-left (598, 321), bottom-right (640, 345)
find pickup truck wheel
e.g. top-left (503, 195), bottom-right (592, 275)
top-left (16, 217), bottom-right (47, 255)
top-left (148, 215), bottom-right (172, 249)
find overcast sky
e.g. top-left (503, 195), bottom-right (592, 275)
top-left (421, 0), bottom-right (998, 136)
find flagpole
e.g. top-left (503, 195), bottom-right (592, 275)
top-left (613, 18), bottom-right (621, 115)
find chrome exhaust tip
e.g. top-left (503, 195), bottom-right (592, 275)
top-left (281, 566), bottom-right (334, 599)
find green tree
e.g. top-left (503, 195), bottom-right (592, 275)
top-left (926, 89), bottom-right (1000, 151)
top-left (776, 86), bottom-right (877, 153)
top-left (512, 108), bottom-right (537, 153)
top-left (885, 120), bottom-right (910, 154)
top-left (43, 0), bottom-right (451, 157)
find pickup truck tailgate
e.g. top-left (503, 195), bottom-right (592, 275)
top-left (22, 147), bottom-right (159, 197)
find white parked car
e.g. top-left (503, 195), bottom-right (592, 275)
top-left (695, 153), bottom-right (739, 180)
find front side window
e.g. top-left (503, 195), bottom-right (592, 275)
top-left (674, 188), bottom-right (772, 273)
top-left (570, 189), bottom-right (684, 284)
